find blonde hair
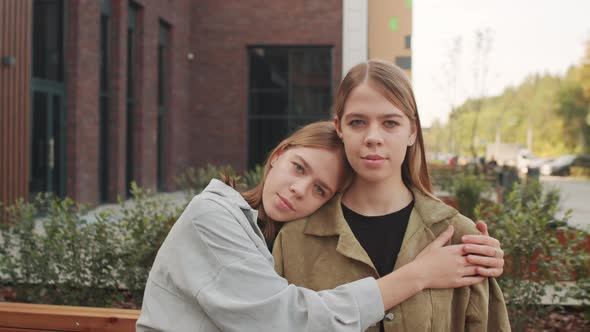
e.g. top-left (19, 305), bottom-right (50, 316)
top-left (232, 121), bottom-right (352, 240)
top-left (333, 60), bottom-right (433, 196)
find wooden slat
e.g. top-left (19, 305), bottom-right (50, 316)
top-left (0, 0), bottom-right (30, 210)
top-left (0, 302), bottom-right (140, 332)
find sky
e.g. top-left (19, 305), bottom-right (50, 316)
top-left (413, 0), bottom-right (590, 127)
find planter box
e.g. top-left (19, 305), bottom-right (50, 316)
top-left (0, 302), bottom-right (139, 332)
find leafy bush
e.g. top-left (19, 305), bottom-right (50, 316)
top-left (114, 183), bottom-right (184, 303)
top-left (175, 163), bottom-right (264, 194)
top-left (243, 164), bottom-right (264, 190)
top-left (0, 194), bottom-right (122, 307)
top-left (0, 184), bottom-right (182, 308)
top-left (476, 180), bottom-right (590, 331)
top-left (571, 166), bottom-right (590, 178)
top-left (174, 163), bottom-right (237, 197)
top-left (0, 163), bottom-right (265, 308)
top-left (451, 173), bottom-right (490, 219)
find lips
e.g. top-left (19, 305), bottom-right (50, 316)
top-left (277, 194), bottom-right (295, 211)
top-left (362, 154), bottom-right (385, 161)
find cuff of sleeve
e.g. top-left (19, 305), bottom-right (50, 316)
top-left (345, 277), bottom-right (385, 331)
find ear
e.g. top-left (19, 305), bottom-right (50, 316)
top-left (334, 116), bottom-right (343, 139)
top-left (408, 124), bottom-right (418, 146)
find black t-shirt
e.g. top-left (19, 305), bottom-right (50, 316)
top-left (342, 200), bottom-right (414, 277)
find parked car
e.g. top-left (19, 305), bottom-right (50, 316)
top-left (540, 155), bottom-right (577, 176)
top-left (523, 157), bottom-right (553, 175)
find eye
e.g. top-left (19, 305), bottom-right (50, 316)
top-left (348, 119), bottom-right (365, 127)
top-left (292, 162), bottom-right (304, 174)
top-left (384, 120), bottom-right (398, 128)
top-left (314, 184), bottom-right (326, 197)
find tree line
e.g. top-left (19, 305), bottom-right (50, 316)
top-left (425, 39), bottom-right (590, 158)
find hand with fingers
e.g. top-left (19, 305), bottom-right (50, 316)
top-left (461, 220), bottom-right (505, 278)
top-left (411, 225), bottom-right (486, 289)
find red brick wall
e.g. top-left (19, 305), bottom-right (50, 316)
top-left (64, 0), bottom-right (194, 203)
top-left (57, 0), bottom-right (342, 204)
top-left (189, 0), bottom-right (343, 172)
top-left (65, 0), bottom-right (101, 204)
top-left (128, 0), bottom-right (193, 192)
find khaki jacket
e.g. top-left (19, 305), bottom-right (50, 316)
top-left (273, 189), bottom-right (511, 332)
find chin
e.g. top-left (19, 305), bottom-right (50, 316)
top-left (265, 210), bottom-right (288, 223)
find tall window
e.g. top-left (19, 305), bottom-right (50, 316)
top-left (248, 47), bottom-right (332, 168)
top-left (30, 0), bottom-right (66, 197)
top-left (157, 21), bottom-right (171, 191)
top-left (126, 2), bottom-right (140, 196)
top-left (99, 0), bottom-right (112, 202)
top-left (32, 0), bottom-right (63, 81)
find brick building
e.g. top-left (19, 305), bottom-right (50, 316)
top-left (0, 0), bottom-right (411, 205)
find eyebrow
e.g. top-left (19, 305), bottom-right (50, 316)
top-left (344, 112), bottom-right (404, 120)
top-left (293, 154), bottom-right (335, 195)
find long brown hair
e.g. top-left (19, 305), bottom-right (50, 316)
top-left (333, 60), bottom-right (433, 196)
top-left (229, 121), bottom-right (352, 241)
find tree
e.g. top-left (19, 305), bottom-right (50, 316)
top-left (579, 38), bottom-right (590, 125)
top-left (468, 28), bottom-right (493, 158)
top-left (555, 68), bottom-right (590, 153)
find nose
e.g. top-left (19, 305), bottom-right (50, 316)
top-left (289, 178), bottom-right (311, 198)
top-left (364, 124), bottom-right (384, 146)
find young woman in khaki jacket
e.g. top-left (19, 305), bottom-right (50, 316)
top-left (273, 61), bottom-right (511, 332)
top-left (139, 121), bottom-right (505, 331)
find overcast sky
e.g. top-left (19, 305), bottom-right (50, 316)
top-left (413, 0), bottom-right (590, 126)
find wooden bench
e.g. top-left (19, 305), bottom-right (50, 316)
top-left (0, 302), bottom-right (140, 332)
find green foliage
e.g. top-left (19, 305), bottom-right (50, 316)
top-left (429, 165), bottom-right (496, 219)
top-left (174, 163), bottom-right (237, 197)
top-left (0, 163), bottom-right (266, 308)
top-left (0, 194), bottom-right (123, 306)
top-left (242, 165), bottom-right (264, 190)
top-left (429, 68), bottom-right (590, 157)
top-left (0, 185), bottom-right (182, 307)
top-left (555, 74), bottom-right (590, 154)
top-left (114, 183), bottom-right (183, 303)
top-left (175, 163), bottom-right (265, 194)
top-left (476, 181), bottom-right (590, 331)
top-left (451, 173), bottom-right (489, 219)
top-left (570, 166), bottom-right (590, 178)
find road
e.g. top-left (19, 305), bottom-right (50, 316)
top-left (540, 176), bottom-right (590, 231)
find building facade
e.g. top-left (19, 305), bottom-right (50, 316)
top-left (0, 0), bottom-right (410, 206)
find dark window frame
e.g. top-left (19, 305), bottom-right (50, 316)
top-left (247, 46), bottom-right (333, 169)
top-left (30, 0), bottom-right (67, 197)
top-left (126, 1), bottom-right (141, 196)
top-left (98, 0), bottom-right (112, 202)
top-left (157, 20), bottom-right (171, 191)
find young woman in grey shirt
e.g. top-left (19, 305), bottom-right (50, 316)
top-left (137, 121), bottom-right (504, 332)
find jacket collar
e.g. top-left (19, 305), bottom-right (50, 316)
top-left (394, 190), bottom-right (458, 268)
top-left (202, 179), bottom-right (253, 210)
top-left (303, 194), bottom-right (376, 270)
top-left (303, 188), bottom-right (459, 273)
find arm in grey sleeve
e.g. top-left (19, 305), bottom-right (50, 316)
top-left (191, 199), bottom-right (385, 332)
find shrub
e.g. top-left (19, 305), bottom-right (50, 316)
top-left (243, 164), bottom-right (264, 190)
top-left (0, 184), bottom-right (182, 308)
top-left (0, 194), bottom-right (122, 307)
top-left (570, 166), bottom-right (590, 178)
top-left (451, 174), bottom-right (490, 219)
top-left (174, 163), bottom-right (237, 197)
top-left (476, 180), bottom-right (590, 331)
top-left (114, 183), bottom-right (184, 304)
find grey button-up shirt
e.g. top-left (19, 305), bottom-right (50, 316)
top-left (136, 179), bottom-right (384, 331)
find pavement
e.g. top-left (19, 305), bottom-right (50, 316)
top-left (540, 176), bottom-right (590, 232)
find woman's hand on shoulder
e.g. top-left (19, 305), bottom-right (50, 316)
top-left (460, 220), bottom-right (504, 278)
top-left (412, 226), bottom-right (484, 289)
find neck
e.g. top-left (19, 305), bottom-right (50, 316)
top-left (342, 174), bottom-right (413, 216)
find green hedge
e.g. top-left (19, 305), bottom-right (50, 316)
top-left (0, 164), bottom-right (264, 308)
top-left (476, 181), bottom-right (590, 331)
